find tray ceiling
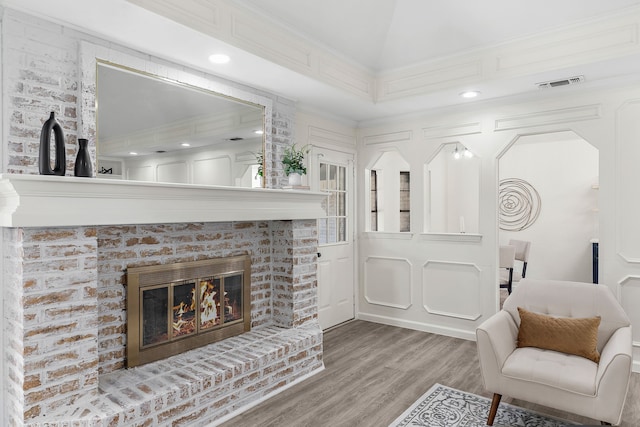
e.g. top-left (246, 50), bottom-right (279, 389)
top-left (6, 0), bottom-right (640, 122)
top-left (238, 0), bottom-right (640, 71)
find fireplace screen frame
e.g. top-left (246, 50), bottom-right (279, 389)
top-left (126, 255), bottom-right (251, 367)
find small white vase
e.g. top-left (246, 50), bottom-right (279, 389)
top-left (288, 172), bottom-right (302, 186)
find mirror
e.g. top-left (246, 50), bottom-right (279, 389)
top-left (96, 62), bottom-right (265, 187)
top-left (425, 142), bottom-right (480, 234)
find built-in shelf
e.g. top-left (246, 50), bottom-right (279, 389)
top-left (0, 174), bottom-right (325, 227)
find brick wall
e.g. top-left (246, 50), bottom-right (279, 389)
top-left (268, 98), bottom-right (298, 188)
top-left (4, 11), bottom-right (80, 175)
top-left (1, 8), bottom-right (322, 426)
top-left (3, 8), bottom-right (293, 189)
top-left (271, 219), bottom-right (319, 328)
top-left (4, 227), bottom-right (99, 425)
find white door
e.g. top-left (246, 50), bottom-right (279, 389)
top-left (312, 147), bottom-right (355, 330)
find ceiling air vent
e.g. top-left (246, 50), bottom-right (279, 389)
top-left (537, 75), bottom-right (585, 89)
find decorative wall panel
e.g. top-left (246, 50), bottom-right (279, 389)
top-left (363, 131), bottom-right (412, 146)
top-left (157, 161), bottom-right (188, 184)
top-left (616, 101), bottom-right (640, 263)
top-left (127, 165), bottom-right (154, 182)
top-left (364, 256), bottom-right (412, 309)
top-left (422, 122), bottom-right (482, 140)
top-left (494, 105), bottom-right (602, 131)
top-left (308, 126), bottom-right (354, 147)
top-left (193, 156), bottom-right (232, 185)
top-left (618, 276), bottom-right (640, 363)
top-left (422, 260), bottom-right (482, 320)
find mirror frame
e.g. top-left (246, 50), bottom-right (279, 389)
top-left (79, 41), bottom-right (273, 187)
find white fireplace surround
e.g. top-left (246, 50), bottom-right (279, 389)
top-left (0, 174), bottom-right (326, 227)
top-left (1, 173), bottom-right (326, 426)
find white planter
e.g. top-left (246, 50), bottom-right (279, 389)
top-left (288, 172), bottom-right (302, 186)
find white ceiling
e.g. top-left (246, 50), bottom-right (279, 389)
top-left (5, 0), bottom-right (640, 123)
top-left (238, 0), bottom-right (640, 71)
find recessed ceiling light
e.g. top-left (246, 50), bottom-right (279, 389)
top-left (460, 90), bottom-right (480, 99)
top-left (129, 151), bottom-right (138, 156)
top-left (208, 54), bottom-right (230, 64)
top-left (181, 142), bottom-right (191, 147)
top-left (254, 130), bottom-right (264, 135)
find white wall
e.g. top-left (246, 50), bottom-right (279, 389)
top-left (357, 84), bottom-right (640, 372)
top-left (0, 11), bottom-right (5, 426)
top-left (499, 134), bottom-right (598, 282)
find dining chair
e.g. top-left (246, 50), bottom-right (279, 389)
top-left (508, 239), bottom-right (531, 282)
top-left (499, 245), bottom-right (516, 294)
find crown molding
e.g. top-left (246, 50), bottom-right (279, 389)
top-left (127, 0), bottom-right (640, 107)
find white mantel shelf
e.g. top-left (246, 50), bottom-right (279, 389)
top-left (0, 174), bottom-right (326, 227)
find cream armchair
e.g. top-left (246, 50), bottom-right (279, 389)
top-left (476, 279), bottom-right (632, 425)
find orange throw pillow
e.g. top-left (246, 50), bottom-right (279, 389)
top-left (517, 307), bottom-right (601, 363)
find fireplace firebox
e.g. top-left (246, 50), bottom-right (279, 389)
top-left (126, 255), bottom-right (251, 367)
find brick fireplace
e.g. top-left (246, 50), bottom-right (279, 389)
top-left (125, 255), bottom-right (252, 368)
top-left (1, 175), bottom-right (326, 426)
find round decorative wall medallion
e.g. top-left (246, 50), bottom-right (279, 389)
top-left (499, 178), bottom-right (541, 231)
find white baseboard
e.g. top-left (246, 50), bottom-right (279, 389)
top-left (207, 365), bottom-right (326, 426)
top-left (356, 312), bottom-right (477, 341)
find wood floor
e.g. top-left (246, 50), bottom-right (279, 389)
top-left (221, 320), bottom-right (640, 427)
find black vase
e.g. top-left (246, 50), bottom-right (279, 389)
top-left (38, 111), bottom-right (66, 176)
top-left (74, 138), bottom-right (93, 177)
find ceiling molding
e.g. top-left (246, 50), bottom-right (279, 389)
top-left (318, 55), bottom-right (373, 98)
top-left (377, 60), bottom-right (484, 102)
top-left (127, 0), bottom-right (221, 37)
top-left (494, 23), bottom-right (639, 75)
top-left (127, 0), bottom-right (375, 101)
top-left (230, 12), bottom-right (313, 70)
top-left (128, 0), bottom-right (640, 105)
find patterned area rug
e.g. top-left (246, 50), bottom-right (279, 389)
top-left (389, 384), bottom-right (577, 427)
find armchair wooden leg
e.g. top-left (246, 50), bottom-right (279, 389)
top-left (487, 393), bottom-right (501, 426)
top-left (600, 422), bottom-right (612, 425)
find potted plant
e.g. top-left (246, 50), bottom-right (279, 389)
top-left (253, 151), bottom-right (264, 187)
top-left (282, 144), bottom-right (309, 186)
top-left (255, 151), bottom-right (263, 178)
